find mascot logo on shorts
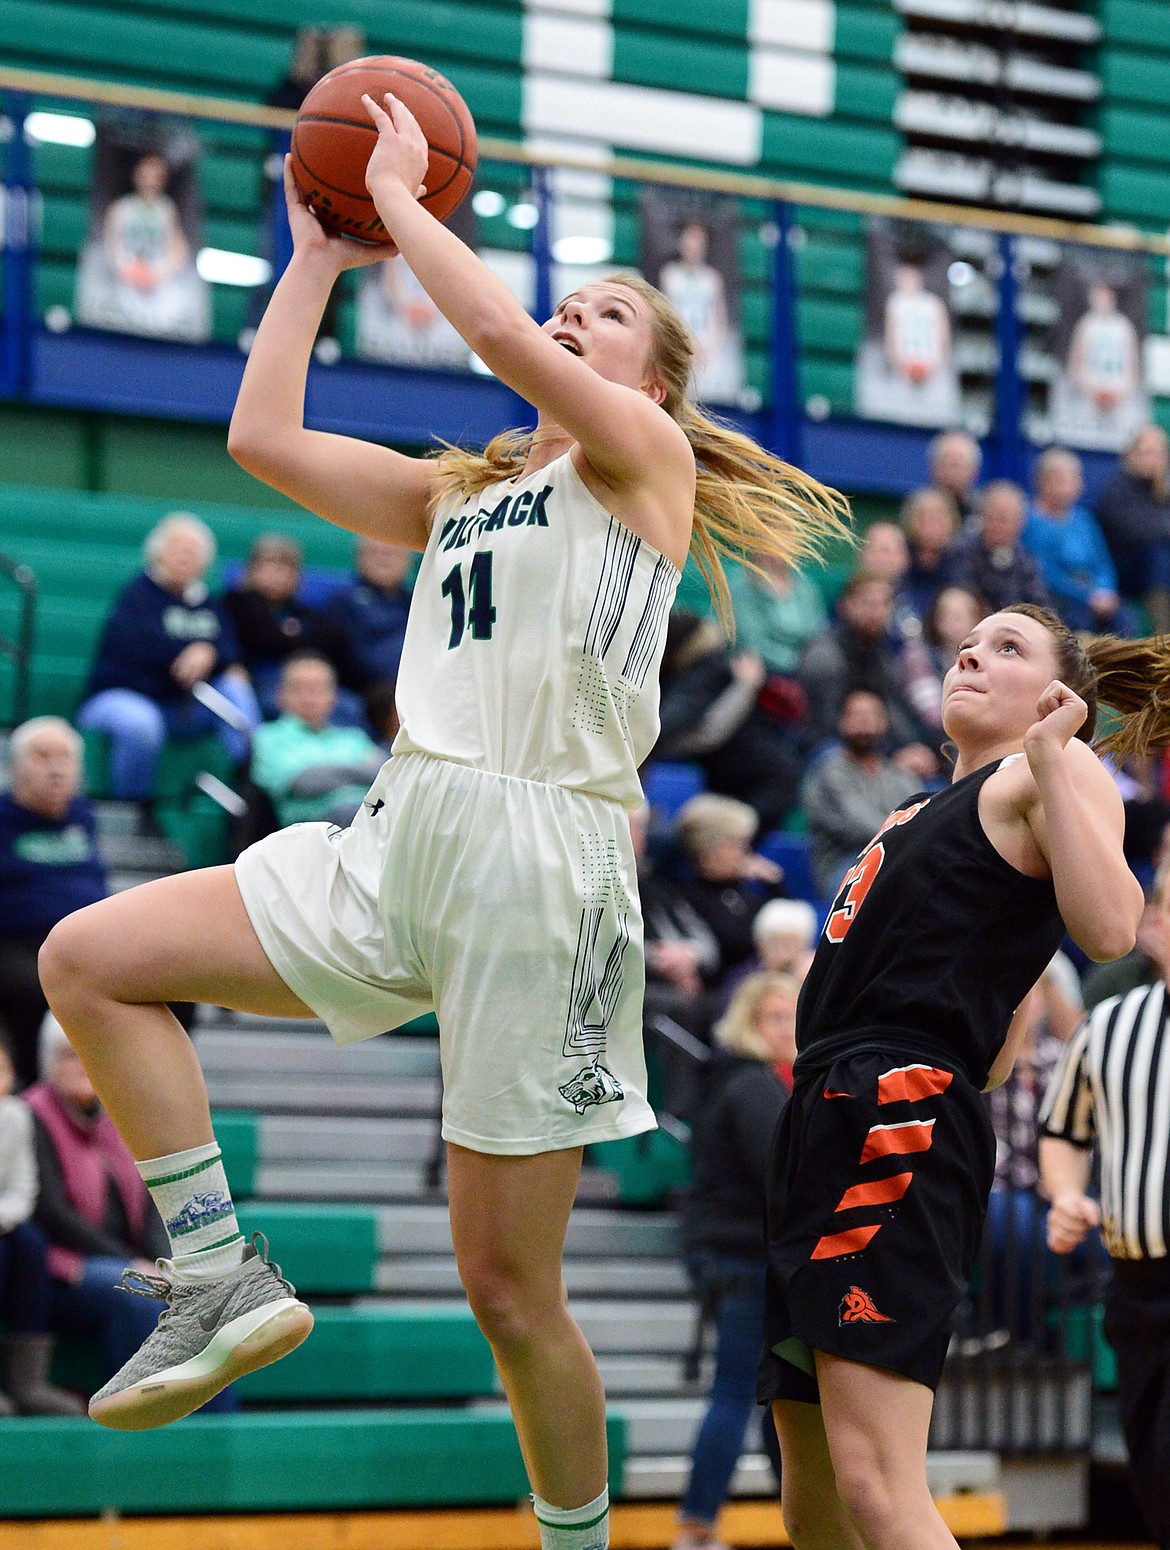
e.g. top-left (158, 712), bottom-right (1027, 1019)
top-left (838, 1286), bottom-right (894, 1325)
top-left (559, 1059), bottom-right (624, 1114)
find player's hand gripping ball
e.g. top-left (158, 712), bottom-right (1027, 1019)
top-left (291, 55), bottom-right (477, 242)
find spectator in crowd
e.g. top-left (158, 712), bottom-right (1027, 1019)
top-left (250, 653), bottom-right (383, 829)
top-left (900, 585), bottom-right (983, 741)
top-left (719, 897), bottom-right (816, 1007)
top-left (222, 534), bottom-right (351, 719)
top-left (0, 718), bottom-right (107, 1090)
top-left (797, 571), bottom-right (936, 770)
top-left (802, 689), bottom-right (923, 900)
top-left (323, 538), bottom-right (414, 713)
top-left (1095, 424), bottom-right (1170, 635)
top-left (77, 514), bottom-right (261, 802)
top-left (857, 520), bottom-right (925, 650)
top-left (948, 480), bottom-right (1050, 614)
top-left (928, 428), bottom-right (982, 520)
top-left (724, 554), bottom-right (827, 678)
top-left (1022, 449), bottom-right (1122, 632)
top-left (674, 971), bottom-right (796, 1550)
top-left (899, 487), bottom-right (959, 622)
top-left (1041, 857), bottom-right (1170, 1550)
top-left (672, 795), bottom-right (784, 984)
top-left (0, 1031), bottom-right (85, 1415)
top-left (655, 614), bottom-right (802, 834)
top-left (25, 1017), bottom-right (236, 1413)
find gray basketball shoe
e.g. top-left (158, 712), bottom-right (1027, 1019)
top-left (88, 1233), bottom-right (313, 1430)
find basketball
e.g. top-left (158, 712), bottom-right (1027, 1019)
top-left (291, 55), bottom-right (477, 242)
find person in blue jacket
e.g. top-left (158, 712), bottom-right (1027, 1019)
top-left (77, 513), bottom-right (261, 800)
top-left (1021, 449), bottom-right (1123, 634)
top-left (321, 535), bottom-right (414, 707)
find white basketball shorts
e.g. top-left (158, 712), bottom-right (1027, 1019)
top-left (234, 751), bottom-right (656, 1155)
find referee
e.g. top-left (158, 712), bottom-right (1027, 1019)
top-left (1039, 856), bottom-right (1170, 1550)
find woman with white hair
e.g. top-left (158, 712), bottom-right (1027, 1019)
top-left (675, 971), bottom-right (799, 1550)
top-left (76, 513), bottom-right (261, 801)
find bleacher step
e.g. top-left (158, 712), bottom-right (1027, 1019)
top-left (376, 1203), bottom-right (681, 1259)
top-left (205, 1074), bottom-right (441, 1115)
top-left (374, 1256), bottom-right (690, 1300)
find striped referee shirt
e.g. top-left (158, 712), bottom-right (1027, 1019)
top-left (1040, 979), bottom-right (1170, 1261)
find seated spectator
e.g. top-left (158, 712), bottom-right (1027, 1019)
top-left (724, 553), bottom-right (826, 677)
top-left (948, 480), bottom-right (1050, 614)
top-left (802, 690), bottom-right (923, 900)
top-left (1022, 449), bottom-right (1122, 632)
top-left (222, 534), bottom-right (351, 719)
top-left (250, 653), bottom-right (384, 829)
top-left (655, 614), bottom-right (802, 834)
top-left (899, 487), bottom-right (959, 622)
top-left (0, 718), bottom-right (107, 1090)
top-left (928, 428), bottom-right (982, 521)
top-left (719, 897), bottom-right (816, 1007)
top-left (323, 538), bottom-right (414, 710)
top-left (1095, 424), bottom-right (1170, 635)
top-left (674, 971), bottom-right (795, 1550)
top-left (857, 520), bottom-right (924, 651)
top-left (900, 585), bottom-right (983, 740)
top-left (0, 1032), bottom-right (85, 1414)
top-left (25, 1018), bottom-right (236, 1413)
top-left (77, 513), bottom-right (261, 801)
top-left (797, 571), bottom-right (936, 772)
top-left (672, 795), bottom-right (784, 984)
top-left (630, 803), bottom-right (717, 1052)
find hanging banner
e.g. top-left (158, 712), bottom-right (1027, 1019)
top-left (74, 117), bottom-right (211, 342)
top-left (356, 196), bottom-right (477, 369)
top-left (1049, 246), bottom-right (1149, 452)
top-left (855, 218), bottom-right (960, 428)
top-left (640, 191), bottom-right (745, 406)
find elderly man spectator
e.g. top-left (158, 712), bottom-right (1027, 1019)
top-left (0, 718), bottom-right (107, 1088)
top-left (928, 429), bottom-right (982, 520)
top-left (797, 571), bottom-right (936, 774)
top-left (1095, 424), bottom-right (1170, 635)
top-left (1022, 448), bottom-right (1121, 632)
top-left (802, 689), bottom-right (922, 901)
top-left (250, 652), bottom-right (383, 828)
top-left (77, 513), bottom-right (261, 800)
top-left (948, 480), bottom-right (1050, 614)
top-left (323, 537), bottom-right (414, 707)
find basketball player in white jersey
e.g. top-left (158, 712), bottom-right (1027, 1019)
top-left (38, 91), bottom-right (848, 1550)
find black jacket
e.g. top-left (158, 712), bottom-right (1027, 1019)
top-left (682, 1052), bottom-right (788, 1260)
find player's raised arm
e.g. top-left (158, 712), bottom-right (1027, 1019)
top-left (227, 159), bottom-right (437, 552)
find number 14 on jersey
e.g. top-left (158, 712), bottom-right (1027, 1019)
top-left (442, 552), bottom-right (497, 648)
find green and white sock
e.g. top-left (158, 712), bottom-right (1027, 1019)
top-left (532, 1489), bottom-right (609, 1550)
top-left (136, 1143), bottom-right (245, 1282)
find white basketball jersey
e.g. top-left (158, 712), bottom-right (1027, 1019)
top-left (393, 451), bottom-right (680, 806)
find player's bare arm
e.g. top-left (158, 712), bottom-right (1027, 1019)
top-left (227, 158), bottom-right (437, 552)
top-left (983, 999), bottom-right (1031, 1091)
top-left (360, 93), bottom-right (695, 569)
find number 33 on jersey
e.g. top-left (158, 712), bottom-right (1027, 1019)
top-left (824, 801), bottom-right (928, 944)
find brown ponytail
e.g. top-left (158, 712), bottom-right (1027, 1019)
top-left (1005, 603), bottom-right (1170, 760)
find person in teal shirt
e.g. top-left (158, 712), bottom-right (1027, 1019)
top-left (725, 553), bottom-right (827, 676)
top-left (250, 652), bottom-right (383, 828)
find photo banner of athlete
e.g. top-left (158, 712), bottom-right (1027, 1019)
top-left (1049, 244), bottom-right (1150, 453)
top-left (355, 193), bottom-right (479, 369)
top-left (73, 117), bottom-right (211, 343)
top-left (854, 218), bottom-right (960, 430)
top-left (639, 190), bottom-right (746, 408)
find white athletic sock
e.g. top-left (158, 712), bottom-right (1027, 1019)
top-left (532, 1489), bottom-right (609, 1550)
top-left (136, 1143), bottom-right (246, 1282)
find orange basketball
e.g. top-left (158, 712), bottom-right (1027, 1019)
top-left (291, 55), bottom-right (477, 243)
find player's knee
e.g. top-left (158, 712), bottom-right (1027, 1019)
top-left (830, 1456), bottom-right (897, 1540)
top-left (780, 1479), bottom-right (821, 1545)
top-left (38, 909), bottom-right (100, 1009)
top-left (460, 1264), bottom-right (556, 1351)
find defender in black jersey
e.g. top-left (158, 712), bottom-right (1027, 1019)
top-left (762, 604), bottom-right (1148, 1550)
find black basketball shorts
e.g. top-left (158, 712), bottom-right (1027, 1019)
top-left (756, 1048), bottom-right (996, 1403)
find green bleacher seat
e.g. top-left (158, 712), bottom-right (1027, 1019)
top-left (235, 1203), bottom-right (380, 1295)
top-left (0, 1409), bottom-right (626, 1515)
top-left (210, 1108), bottom-right (258, 1198)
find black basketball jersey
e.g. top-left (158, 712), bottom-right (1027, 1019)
top-left (795, 757), bottom-right (1065, 1090)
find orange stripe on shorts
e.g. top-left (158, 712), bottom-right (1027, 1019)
top-left (811, 1222), bottom-right (882, 1260)
top-left (877, 1064), bottom-right (954, 1105)
top-left (859, 1118), bottom-right (936, 1164)
top-left (834, 1171), bottom-right (914, 1212)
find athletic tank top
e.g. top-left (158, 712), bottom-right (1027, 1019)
top-left (794, 758), bottom-right (1064, 1090)
top-left (392, 450), bottom-right (680, 806)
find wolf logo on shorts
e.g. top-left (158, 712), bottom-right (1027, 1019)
top-left (559, 1059), bottom-right (624, 1115)
top-left (839, 1286), bottom-right (893, 1325)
